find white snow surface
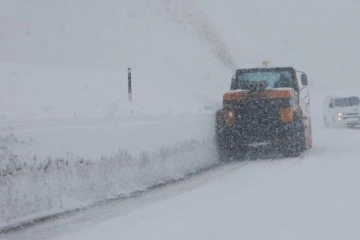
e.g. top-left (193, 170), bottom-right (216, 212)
top-left (0, 61), bottom-right (221, 228)
top-left (3, 121), bottom-right (360, 240)
top-left (1, 0), bottom-right (360, 238)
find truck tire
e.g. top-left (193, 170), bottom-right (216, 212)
top-left (215, 110), bottom-right (232, 162)
top-left (216, 135), bottom-right (232, 162)
top-left (216, 131), bottom-right (247, 161)
top-left (282, 119), bottom-right (306, 158)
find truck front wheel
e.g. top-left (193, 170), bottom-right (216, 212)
top-left (282, 119), bottom-right (306, 158)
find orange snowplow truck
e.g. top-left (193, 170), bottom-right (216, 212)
top-left (215, 65), bottom-right (312, 160)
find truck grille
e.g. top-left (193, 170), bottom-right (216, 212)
top-left (231, 99), bottom-right (283, 142)
top-left (233, 99), bottom-right (279, 126)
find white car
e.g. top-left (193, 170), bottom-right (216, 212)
top-left (323, 95), bottom-right (360, 128)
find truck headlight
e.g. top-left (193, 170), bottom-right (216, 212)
top-left (224, 109), bottom-right (236, 125)
top-left (280, 107), bottom-right (294, 123)
top-left (336, 112), bottom-right (343, 116)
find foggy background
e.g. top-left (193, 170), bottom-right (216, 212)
top-left (1, 0), bottom-right (360, 94)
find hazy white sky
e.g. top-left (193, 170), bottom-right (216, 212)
top-left (1, 0), bottom-right (360, 91)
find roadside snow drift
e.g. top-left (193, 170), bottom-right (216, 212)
top-left (0, 138), bottom-right (217, 228)
top-left (0, 62), bottom-right (219, 229)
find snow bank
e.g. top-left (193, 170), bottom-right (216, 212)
top-left (0, 137), bottom-right (217, 229)
top-left (0, 61), bottom-right (219, 229)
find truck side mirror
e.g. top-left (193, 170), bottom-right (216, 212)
top-left (301, 73), bottom-right (308, 86)
top-left (329, 102), bottom-right (334, 108)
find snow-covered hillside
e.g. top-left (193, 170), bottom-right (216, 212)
top-left (0, 62), bottom-right (222, 121)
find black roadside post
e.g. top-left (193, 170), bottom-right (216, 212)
top-left (128, 68), bottom-right (132, 102)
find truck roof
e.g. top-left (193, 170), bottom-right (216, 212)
top-left (236, 67), bottom-right (295, 75)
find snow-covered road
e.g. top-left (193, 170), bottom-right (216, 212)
top-left (3, 118), bottom-right (360, 240)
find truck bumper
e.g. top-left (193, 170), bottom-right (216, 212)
top-left (217, 120), bottom-right (301, 151)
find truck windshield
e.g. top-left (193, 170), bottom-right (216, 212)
top-left (334, 97), bottom-right (360, 107)
top-left (233, 69), bottom-right (293, 90)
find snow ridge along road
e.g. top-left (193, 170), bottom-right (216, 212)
top-left (0, 113), bottom-right (218, 230)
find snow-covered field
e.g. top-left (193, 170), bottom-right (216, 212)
top-left (0, 56), bottom-right (225, 228)
top-left (1, 0), bottom-right (360, 239)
